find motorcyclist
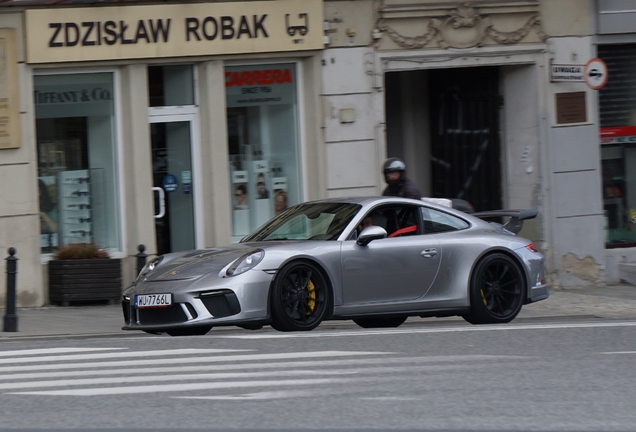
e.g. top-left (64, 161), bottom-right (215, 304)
top-left (382, 157), bottom-right (423, 200)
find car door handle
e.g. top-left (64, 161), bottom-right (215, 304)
top-left (421, 248), bottom-right (437, 258)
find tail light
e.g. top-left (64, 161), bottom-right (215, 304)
top-left (525, 243), bottom-right (539, 253)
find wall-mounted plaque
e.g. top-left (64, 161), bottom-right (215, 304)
top-left (0, 29), bottom-right (20, 149)
top-left (556, 92), bottom-right (587, 125)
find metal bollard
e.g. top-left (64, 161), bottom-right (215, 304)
top-left (136, 244), bottom-right (147, 276)
top-left (3, 247), bottom-right (18, 332)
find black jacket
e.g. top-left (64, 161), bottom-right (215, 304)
top-left (382, 177), bottom-right (423, 200)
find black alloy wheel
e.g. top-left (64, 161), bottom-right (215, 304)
top-left (463, 253), bottom-right (525, 324)
top-left (352, 317), bottom-right (407, 329)
top-left (270, 261), bottom-right (331, 331)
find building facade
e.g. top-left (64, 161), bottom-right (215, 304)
top-left (0, 0), bottom-right (326, 307)
top-left (320, 0), bottom-right (608, 287)
top-left (594, 1), bottom-right (636, 283)
top-left (0, 0), bottom-right (628, 308)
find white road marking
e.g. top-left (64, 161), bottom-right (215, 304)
top-left (177, 389), bottom-right (328, 401)
top-left (0, 348), bottom-right (243, 365)
top-left (8, 378), bottom-right (356, 396)
top-left (601, 351), bottom-right (636, 355)
top-left (0, 348), bottom-right (124, 357)
top-left (0, 368), bottom-right (359, 390)
top-left (212, 321), bottom-right (636, 339)
top-left (0, 355), bottom-right (514, 381)
top-left (0, 351), bottom-right (387, 373)
top-left (361, 396), bottom-right (422, 401)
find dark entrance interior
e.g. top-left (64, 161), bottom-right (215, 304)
top-left (385, 66), bottom-right (502, 212)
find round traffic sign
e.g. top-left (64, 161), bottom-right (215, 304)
top-left (584, 58), bottom-right (608, 90)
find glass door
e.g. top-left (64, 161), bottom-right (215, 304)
top-left (150, 119), bottom-right (196, 255)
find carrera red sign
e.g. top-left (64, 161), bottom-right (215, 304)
top-left (600, 126), bottom-right (636, 145)
top-left (225, 69), bottom-right (293, 87)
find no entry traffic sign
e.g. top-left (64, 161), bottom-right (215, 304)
top-left (584, 58), bottom-right (608, 90)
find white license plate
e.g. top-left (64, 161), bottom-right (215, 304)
top-left (135, 293), bottom-right (172, 309)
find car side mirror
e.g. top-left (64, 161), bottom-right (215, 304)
top-left (356, 226), bottom-right (387, 246)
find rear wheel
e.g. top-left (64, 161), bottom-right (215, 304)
top-left (463, 253), bottom-right (525, 324)
top-left (270, 261), bottom-right (331, 332)
top-left (352, 317), bottom-right (407, 328)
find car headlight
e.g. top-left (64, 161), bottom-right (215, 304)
top-left (137, 256), bottom-right (163, 280)
top-left (226, 250), bottom-right (264, 277)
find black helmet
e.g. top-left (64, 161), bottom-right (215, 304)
top-left (383, 157), bottom-right (406, 174)
top-left (383, 157), bottom-right (406, 186)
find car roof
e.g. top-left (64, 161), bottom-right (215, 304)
top-left (304, 196), bottom-right (424, 206)
top-left (301, 196), bottom-right (490, 228)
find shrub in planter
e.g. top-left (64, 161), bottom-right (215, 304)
top-left (48, 243), bottom-right (122, 306)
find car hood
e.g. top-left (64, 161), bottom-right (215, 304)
top-left (144, 245), bottom-right (260, 281)
top-left (143, 241), bottom-right (300, 281)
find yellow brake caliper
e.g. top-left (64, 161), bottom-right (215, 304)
top-left (480, 289), bottom-right (487, 306)
top-left (306, 279), bottom-right (316, 315)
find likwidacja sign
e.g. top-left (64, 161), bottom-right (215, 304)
top-left (25, 0), bottom-right (323, 63)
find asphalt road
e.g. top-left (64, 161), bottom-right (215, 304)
top-left (1, 318), bottom-right (636, 431)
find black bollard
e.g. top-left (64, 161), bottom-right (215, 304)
top-left (3, 247), bottom-right (18, 332)
top-left (136, 244), bottom-right (147, 276)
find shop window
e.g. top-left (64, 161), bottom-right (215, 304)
top-left (225, 63), bottom-right (301, 241)
top-left (148, 65), bottom-right (194, 107)
top-left (34, 73), bottom-right (120, 255)
top-left (601, 145), bottom-right (636, 247)
top-left (599, 44), bottom-right (636, 247)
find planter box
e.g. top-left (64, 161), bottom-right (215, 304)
top-left (48, 259), bottom-right (122, 306)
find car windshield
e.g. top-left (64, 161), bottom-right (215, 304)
top-left (241, 202), bottom-right (361, 242)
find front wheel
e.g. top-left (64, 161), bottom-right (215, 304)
top-left (270, 261), bottom-right (331, 331)
top-left (463, 253), bottom-right (525, 325)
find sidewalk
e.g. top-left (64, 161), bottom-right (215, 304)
top-left (1, 285), bottom-right (635, 340)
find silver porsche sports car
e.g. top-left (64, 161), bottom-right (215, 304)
top-left (122, 196), bottom-right (549, 335)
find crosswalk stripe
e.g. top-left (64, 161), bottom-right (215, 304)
top-left (0, 354), bottom-right (516, 381)
top-left (8, 377), bottom-right (355, 396)
top-left (212, 321), bottom-right (636, 339)
top-left (0, 348), bottom-right (123, 357)
top-left (0, 368), bottom-right (360, 390)
top-left (177, 389), bottom-right (320, 401)
top-left (0, 348), bottom-right (529, 398)
top-left (0, 350), bottom-right (387, 373)
top-left (0, 348), bottom-right (243, 365)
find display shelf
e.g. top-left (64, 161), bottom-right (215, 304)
top-left (58, 169), bottom-right (92, 245)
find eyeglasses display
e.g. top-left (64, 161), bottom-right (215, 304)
top-left (35, 72), bottom-right (119, 256)
top-left (59, 170), bottom-right (93, 245)
top-left (69, 229), bottom-right (92, 237)
top-left (63, 177), bottom-right (90, 184)
top-left (65, 203), bottom-right (91, 210)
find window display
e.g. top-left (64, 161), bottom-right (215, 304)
top-left (225, 63), bottom-right (301, 241)
top-left (601, 144), bottom-right (636, 247)
top-left (35, 72), bottom-right (120, 255)
top-left (599, 44), bottom-right (636, 247)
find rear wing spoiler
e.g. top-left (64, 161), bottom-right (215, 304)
top-left (472, 208), bottom-right (538, 235)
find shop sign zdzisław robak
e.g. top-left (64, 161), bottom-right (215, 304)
top-left (24, 0), bottom-right (323, 63)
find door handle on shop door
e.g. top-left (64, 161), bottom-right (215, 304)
top-left (152, 187), bottom-right (166, 219)
top-left (421, 248), bottom-right (437, 258)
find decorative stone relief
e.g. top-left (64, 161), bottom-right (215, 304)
top-left (377, 2), bottom-right (547, 50)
